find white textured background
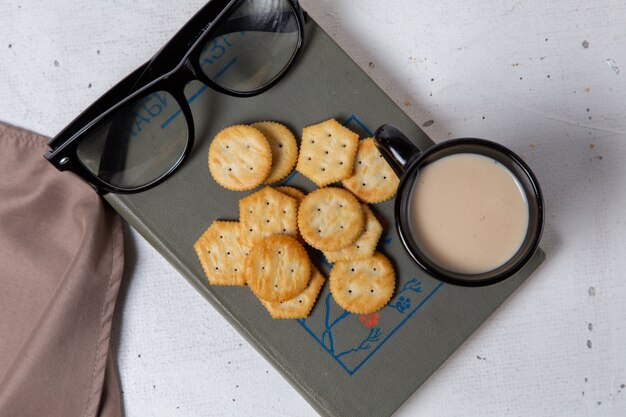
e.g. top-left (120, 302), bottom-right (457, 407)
top-left (1, 0), bottom-right (625, 416)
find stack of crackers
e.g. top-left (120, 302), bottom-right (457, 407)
top-left (195, 119), bottom-right (399, 318)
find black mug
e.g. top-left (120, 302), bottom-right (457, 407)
top-left (374, 124), bottom-right (544, 287)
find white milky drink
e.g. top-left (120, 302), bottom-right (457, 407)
top-left (409, 153), bottom-right (529, 274)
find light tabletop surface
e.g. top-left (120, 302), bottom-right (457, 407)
top-left (1, 0), bottom-right (625, 415)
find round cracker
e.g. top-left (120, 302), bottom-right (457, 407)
top-left (324, 204), bottom-right (383, 262)
top-left (298, 187), bottom-right (364, 251)
top-left (329, 253), bottom-right (396, 314)
top-left (260, 266), bottom-right (326, 319)
top-left (251, 122), bottom-right (299, 184)
top-left (342, 138), bottom-right (400, 203)
top-left (208, 125), bottom-right (272, 191)
top-left (275, 186), bottom-right (306, 202)
top-left (245, 235), bottom-right (311, 302)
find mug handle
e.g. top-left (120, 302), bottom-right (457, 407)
top-left (374, 124), bottom-right (422, 176)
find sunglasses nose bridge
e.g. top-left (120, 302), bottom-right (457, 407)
top-left (165, 60), bottom-right (198, 90)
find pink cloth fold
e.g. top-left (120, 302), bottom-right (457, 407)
top-left (0, 122), bottom-right (123, 417)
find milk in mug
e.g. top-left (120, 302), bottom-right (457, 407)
top-left (409, 153), bottom-right (529, 274)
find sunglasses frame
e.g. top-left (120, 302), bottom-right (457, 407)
top-left (44, 0), bottom-right (306, 194)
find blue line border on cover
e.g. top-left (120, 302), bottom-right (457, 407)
top-left (297, 282), bottom-right (444, 376)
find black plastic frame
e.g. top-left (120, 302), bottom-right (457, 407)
top-left (44, 0), bottom-right (306, 194)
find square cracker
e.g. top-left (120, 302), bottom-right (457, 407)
top-left (342, 138), bottom-right (400, 203)
top-left (239, 186), bottom-right (298, 246)
top-left (296, 119), bottom-right (359, 187)
top-left (261, 267), bottom-right (326, 318)
top-left (194, 221), bottom-right (250, 286)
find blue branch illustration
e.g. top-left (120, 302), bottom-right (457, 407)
top-left (335, 327), bottom-right (382, 359)
top-left (399, 278), bottom-right (422, 294)
top-left (320, 293), bottom-right (349, 354)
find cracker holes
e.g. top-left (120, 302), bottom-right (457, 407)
top-left (358, 160), bottom-right (362, 165)
top-left (321, 167), bottom-right (326, 171)
top-left (266, 219), bottom-right (270, 223)
top-left (342, 143), bottom-right (347, 148)
top-left (226, 251), bottom-right (231, 255)
top-left (350, 268), bottom-right (355, 272)
top-left (307, 156), bottom-right (312, 161)
top-left (266, 201), bottom-right (270, 205)
top-left (362, 182), bottom-right (366, 186)
top-left (278, 143), bottom-right (283, 148)
top-left (298, 299), bottom-right (303, 303)
top-left (228, 168), bottom-right (232, 172)
top-left (324, 150), bottom-right (329, 154)
top-left (370, 289), bottom-right (375, 293)
top-left (215, 266), bottom-right (219, 270)
top-left (348, 289), bottom-right (352, 293)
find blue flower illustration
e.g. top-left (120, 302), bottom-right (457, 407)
top-left (388, 296), bottom-right (411, 313)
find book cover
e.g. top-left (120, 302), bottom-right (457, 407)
top-left (105, 18), bottom-right (544, 417)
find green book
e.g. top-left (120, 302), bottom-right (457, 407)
top-left (105, 17), bottom-right (544, 417)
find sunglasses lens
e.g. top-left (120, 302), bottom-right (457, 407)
top-left (76, 91), bottom-right (188, 190)
top-left (199, 0), bottom-right (300, 93)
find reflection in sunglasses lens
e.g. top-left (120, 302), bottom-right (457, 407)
top-left (199, 0), bottom-right (299, 92)
top-left (76, 91), bottom-right (188, 189)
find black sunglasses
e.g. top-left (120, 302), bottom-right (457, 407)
top-left (44, 0), bottom-right (306, 194)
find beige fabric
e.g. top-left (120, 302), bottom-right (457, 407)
top-left (0, 122), bottom-right (123, 417)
